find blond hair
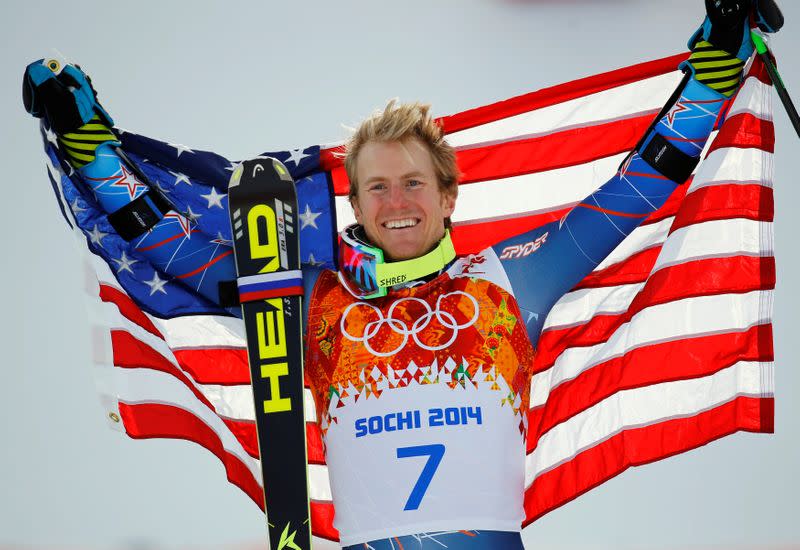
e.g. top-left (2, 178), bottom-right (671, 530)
top-left (344, 100), bottom-right (460, 205)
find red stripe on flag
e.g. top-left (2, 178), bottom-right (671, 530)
top-left (221, 417), bottom-right (259, 458)
top-left (118, 402), bottom-right (265, 511)
top-left (173, 348), bottom-right (315, 393)
top-left (173, 348), bottom-right (316, 408)
top-left (523, 395), bottom-right (774, 525)
top-left (111, 330), bottom-right (217, 413)
top-left (536, 255), bottom-right (776, 373)
top-left (456, 115), bottom-right (652, 185)
top-left (319, 146), bottom-right (345, 172)
top-left (99, 284), bottom-right (162, 338)
top-left (220, 418), bottom-right (326, 465)
top-left (707, 113), bottom-right (775, 156)
top-left (310, 500), bottom-right (339, 541)
top-left (329, 165), bottom-right (349, 197)
top-left (174, 347), bottom-right (250, 385)
top-left (574, 247), bottom-right (662, 290)
top-left (327, 114), bottom-right (653, 196)
top-left (306, 422), bottom-right (326, 465)
top-left (743, 56), bottom-right (772, 87)
top-left (528, 324), bottom-right (774, 453)
top-left (671, 183), bottom-right (774, 233)
top-left (440, 53), bottom-right (688, 134)
top-left (451, 207), bottom-right (570, 255)
top-left (318, 53), bottom-right (688, 172)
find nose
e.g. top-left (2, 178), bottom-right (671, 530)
top-left (387, 183), bottom-right (408, 208)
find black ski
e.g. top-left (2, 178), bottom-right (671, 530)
top-left (227, 157), bottom-right (311, 550)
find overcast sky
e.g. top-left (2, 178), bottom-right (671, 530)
top-left (2, 1), bottom-right (799, 549)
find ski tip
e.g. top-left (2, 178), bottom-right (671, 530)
top-left (229, 162), bottom-right (244, 188)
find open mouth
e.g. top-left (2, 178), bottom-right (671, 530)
top-left (382, 218), bottom-right (420, 229)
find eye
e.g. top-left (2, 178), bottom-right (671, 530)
top-left (407, 179), bottom-right (423, 188)
top-left (368, 182), bottom-right (386, 192)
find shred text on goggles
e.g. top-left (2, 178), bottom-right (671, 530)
top-left (338, 224), bottom-right (456, 299)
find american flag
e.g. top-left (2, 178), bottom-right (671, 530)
top-left (40, 52), bottom-right (774, 546)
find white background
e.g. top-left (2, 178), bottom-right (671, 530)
top-left (1, 1), bottom-right (798, 548)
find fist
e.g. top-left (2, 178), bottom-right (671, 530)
top-left (23, 58), bottom-right (113, 134)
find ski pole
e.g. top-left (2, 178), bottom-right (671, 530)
top-left (751, 29), bottom-right (800, 139)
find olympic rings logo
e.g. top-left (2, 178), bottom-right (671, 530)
top-left (340, 291), bottom-right (480, 357)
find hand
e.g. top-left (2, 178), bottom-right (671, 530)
top-left (691, 0), bottom-right (782, 60)
top-left (22, 58), bottom-right (114, 134)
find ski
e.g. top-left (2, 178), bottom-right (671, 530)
top-left (227, 157), bottom-right (312, 550)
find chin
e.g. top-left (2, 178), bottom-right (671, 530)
top-left (383, 243), bottom-right (423, 262)
top-left (385, 250), bottom-right (416, 262)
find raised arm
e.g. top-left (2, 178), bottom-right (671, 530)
top-left (494, 0), bottom-right (782, 343)
top-left (24, 58), bottom-right (240, 308)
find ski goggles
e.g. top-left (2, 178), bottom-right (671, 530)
top-left (338, 224), bottom-right (456, 300)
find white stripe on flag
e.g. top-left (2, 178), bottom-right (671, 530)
top-left (104, 300), bottom-right (317, 422)
top-left (544, 282), bottom-right (646, 330)
top-left (150, 314), bottom-right (247, 349)
top-left (452, 155), bottom-right (626, 223)
top-left (657, 218), bottom-right (773, 270)
top-left (727, 76), bottom-right (773, 121)
top-left (688, 147), bottom-right (774, 192)
top-left (446, 72), bottom-right (683, 147)
top-left (545, 216), bottom-right (774, 332)
top-left (592, 217), bottom-right (673, 272)
top-left (526, 359), bottom-right (773, 484)
top-left (534, 290), bottom-right (771, 409)
top-left (308, 464), bottom-right (333, 502)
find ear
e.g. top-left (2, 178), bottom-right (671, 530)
top-left (441, 191), bottom-right (456, 219)
top-left (351, 196), bottom-right (364, 225)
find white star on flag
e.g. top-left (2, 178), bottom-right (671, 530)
top-left (168, 143), bottom-right (195, 158)
top-left (201, 187), bottom-right (225, 209)
top-left (112, 251), bottom-right (139, 275)
top-left (154, 180), bottom-right (171, 195)
top-left (299, 204), bottom-right (321, 230)
top-left (285, 147), bottom-right (310, 167)
top-left (143, 272), bottom-right (168, 296)
top-left (87, 225), bottom-right (109, 248)
top-left (186, 206), bottom-right (202, 221)
top-left (213, 231), bottom-right (232, 245)
top-left (306, 253), bottom-right (324, 267)
top-left (70, 198), bottom-right (87, 215)
top-left (44, 125), bottom-right (59, 147)
top-left (170, 171), bottom-right (192, 186)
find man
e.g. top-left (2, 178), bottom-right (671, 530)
top-left (22, 1), bottom-right (782, 548)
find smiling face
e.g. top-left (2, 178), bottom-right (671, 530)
top-left (351, 138), bottom-right (456, 261)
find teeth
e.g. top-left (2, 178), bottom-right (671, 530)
top-left (384, 219), bottom-right (418, 229)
